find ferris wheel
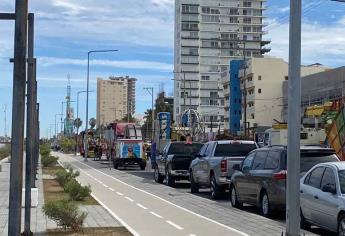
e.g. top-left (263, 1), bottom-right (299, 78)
top-left (180, 109), bottom-right (204, 137)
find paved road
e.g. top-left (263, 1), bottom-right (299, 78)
top-left (55, 153), bottom-right (330, 236)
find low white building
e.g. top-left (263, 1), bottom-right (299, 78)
top-left (236, 57), bottom-right (329, 130)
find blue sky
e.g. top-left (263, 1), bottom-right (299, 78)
top-left (0, 0), bottom-right (345, 138)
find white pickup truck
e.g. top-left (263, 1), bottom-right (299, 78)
top-left (189, 140), bottom-right (258, 199)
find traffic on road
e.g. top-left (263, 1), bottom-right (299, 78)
top-left (62, 133), bottom-right (345, 236)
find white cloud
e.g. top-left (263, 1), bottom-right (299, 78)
top-left (38, 56), bottom-right (173, 71)
top-left (268, 20), bottom-right (345, 67)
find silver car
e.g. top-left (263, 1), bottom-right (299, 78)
top-left (300, 162), bottom-right (345, 235)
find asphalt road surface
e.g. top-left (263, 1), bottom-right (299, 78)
top-left (55, 153), bottom-right (333, 236)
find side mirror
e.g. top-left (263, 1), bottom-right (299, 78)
top-left (322, 184), bottom-right (336, 194)
top-left (233, 164), bottom-right (241, 171)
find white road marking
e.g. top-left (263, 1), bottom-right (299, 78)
top-left (90, 193), bottom-right (140, 236)
top-left (136, 203), bottom-right (148, 210)
top-left (103, 184), bottom-right (109, 188)
top-left (125, 196), bottom-right (134, 202)
top-left (68, 155), bottom-right (250, 236)
top-left (98, 181), bottom-right (103, 184)
top-left (189, 234), bottom-right (197, 236)
top-left (116, 192), bottom-right (124, 196)
top-left (150, 211), bottom-right (163, 219)
top-left (109, 187), bottom-right (115, 191)
top-left (166, 220), bottom-right (184, 230)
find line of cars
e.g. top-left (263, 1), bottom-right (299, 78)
top-left (152, 140), bottom-right (344, 235)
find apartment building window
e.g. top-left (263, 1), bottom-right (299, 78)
top-left (229, 8), bottom-right (238, 15)
top-left (190, 31), bottom-right (199, 38)
top-left (253, 35), bottom-right (261, 40)
top-left (247, 77), bottom-right (253, 82)
top-left (181, 56), bottom-right (198, 64)
top-left (258, 75), bottom-right (262, 80)
top-left (182, 14), bottom-right (199, 22)
top-left (243, 2), bottom-right (252, 7)
top-left (182, 5), bottom-right (198, 14)
top-left (253, 9), bottom-right (261, 16)
top-left (221, 100), bottom-right (225, 106)
top-left (181, 92), bottom-right (188, 98)
top-left (201, 75), bottom-right (210, 80)
top-left (182, 23), bottom-right (199, 31)
top-left (182, 47), bottom-right (198, 56)
top-left (243, 18), bottom-right (251, 24)
top-left (258, 88), bottom-right (262, 94)
top-left (285, 76), bottom-right (289, 81)
top-left (246, 51), bottom-right (251, 57)
top-left (251, 114), bottom-right (255, 119)
top-left (243, 35), bottom-right (248, 40)
top-left (221, 42), bottom-right (233, 48)
top-left (221, 50), bottom-right (234, 56)
top-left (210, 91), bottom-right (218, 98)
top-left (202, 15), bottom-right (219, 23)
top-left (229, 17), bottom-right (238, 23)
top-left (253, 26), bottom-right (262, 32)
top-left (243, 26), bottom-right (251, 32)
top-left (201, 40), bottom-right (218, 48)
top-left (253, 51), bottom-right (260, 57)
top-left (202, 7), bottom-right (210, 14)
top-left (221, 33), bottom-right (229, 39)
top-left (248, 89), bottom-right (254, 95)
top-left (243, 9), bottom-right (249, 15)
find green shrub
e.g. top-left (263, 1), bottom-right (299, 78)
top-left (41, 155), bottom-right (58, 167)
top-left (0, 144), bottom-right (11, 160)
top-left (55, 168), bottom-right (79, 189)
top-left (40, 144), bottom-right (51, 157)
top-left (60, 138), bottom-right (76, 153)
top-left (65, 179), bottom-right (91, 201)
top-left (43, 200), bottom-right (87, 231)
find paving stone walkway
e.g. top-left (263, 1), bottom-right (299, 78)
top-left (0, 156), bottom-right (122, 236)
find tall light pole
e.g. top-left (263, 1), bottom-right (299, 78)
top-left (286, 0), bottom-right (301, 235)
top-left (144, 87), bottom-right (154, 140)
top-left (54, 114), bottom-right (62, 140)
top-left (84, 49), bottom-right (118, 161)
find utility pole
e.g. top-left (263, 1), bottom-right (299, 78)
top-left (144, 87), bottom-right (154, 140)
top-left (239, 42), bottom-right (247, 138)
top-left (286, 0), bottom-right (301, 235)
top-left (8, 0), bottom-right (28, 235)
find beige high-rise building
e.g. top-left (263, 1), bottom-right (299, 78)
top-left (96, 76), bottom-right (137, 127)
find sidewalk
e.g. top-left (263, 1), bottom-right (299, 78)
top-left (0, 156), bottom-right (122, 235)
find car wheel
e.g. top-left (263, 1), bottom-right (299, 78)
top-left (140, 164), bottom-right (146, 170)
top-left (338, 214), bottom-right (345, 236)
top-left (260, 191), bottom-right (271, 217)
top-left (230, 185), bottom-right (243, 208)
top-left (210, 174), bottom-right (224, 200)
top-left (300, 209), bottom-right (311, 230)
top-left (166, 171), bottom-right (175, 187)
top-left (190, 171), bottom-right (199, 193)
top-left (154, 167), bottom-right (164, 184)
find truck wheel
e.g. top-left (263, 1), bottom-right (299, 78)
top-left (154, 167), bottom-right (164, 183)
top-left (166, 171), bottom-right (175, 187)
top-left (190, 171), bottom-right (199, 193)
top-left (210, 174), bottom-right (224, 200)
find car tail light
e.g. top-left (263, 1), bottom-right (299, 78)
top-left (220, 160), bottom-right (227, 173)
top-left (273, 170), bottom-right (287, 180)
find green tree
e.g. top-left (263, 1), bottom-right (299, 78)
top-left (120, 113), bottom-right (136, 123)
top-left (89, 118), bottom-right (96, 129)
top-left (74, 118), bottom-right (82, 129)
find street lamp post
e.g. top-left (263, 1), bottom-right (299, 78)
top-left (54, 114), bottom-right (62, 140)
top-left (84, 49), bottom-right (118, 161)
top-left (144, 87), bottom-right (154, 140)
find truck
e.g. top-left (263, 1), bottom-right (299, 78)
top-left (104, 123), bottom-right (146, 170)
top-left (263, 127), bottom-right (326, 147)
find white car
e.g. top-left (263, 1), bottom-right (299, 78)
top-left (300, 162), bottom-right (345, 235)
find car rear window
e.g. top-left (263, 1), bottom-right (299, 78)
top-left (214, 143), bottom-right (257, 157)
top-left (168, 143), bottom-right (203, 155)
top-left (300, 153), bottom-right (339, 173)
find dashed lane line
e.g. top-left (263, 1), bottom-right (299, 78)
top-left (103, 184), bottom-right (109, 188)
top-left (117, 192), bottom-right (124, 196)
top-left (136, 203), bottom-right (148, 210)
top-left (67, 155), bottom-right (250, 236)
top-left (166, 220), bottom-right (184, 230)
top-left (150, 211), bottom-right (163, 219)
top-left (109, 187), bottom-right (115, 191)
top-left (125, 196), bottom-right (135, 202)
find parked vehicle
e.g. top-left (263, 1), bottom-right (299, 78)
top-left (104, 122), bottom-right (146, 170)
top-left (154, 141), bottom-right (203, 187)
top-left (300, 162), bottom-right (345, 235)
top-left (230, 145), bottom-right (340, 217)
top-left (190, 140), bottom-right (257, 199)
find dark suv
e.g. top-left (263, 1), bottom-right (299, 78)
top-left (229, 145), bottom-right (340, 217)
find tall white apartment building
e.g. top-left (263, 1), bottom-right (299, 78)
top-left (174, 0), bottom-right (270, 127)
